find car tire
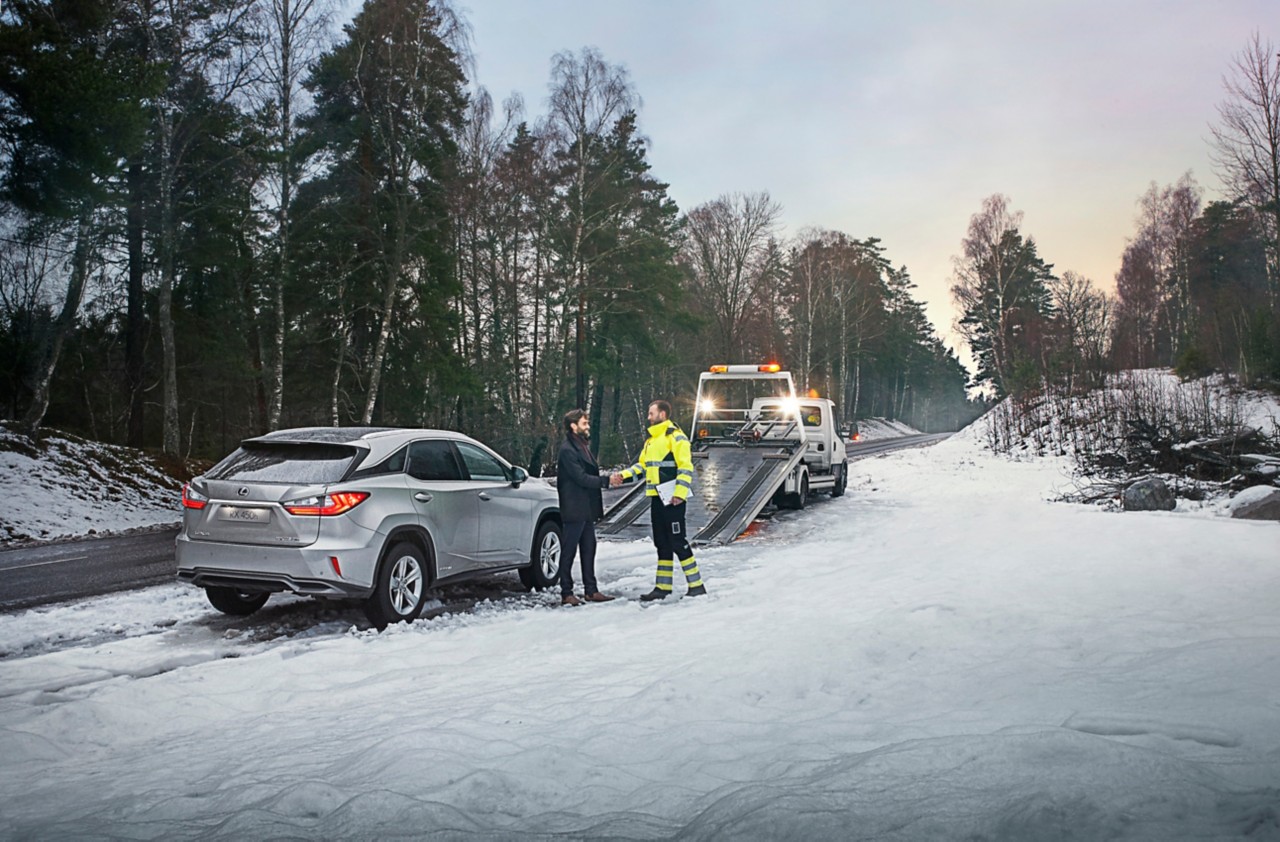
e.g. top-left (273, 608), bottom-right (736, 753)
top-left (519, 520), bottom-right (561, 591)
top-left (364, 541), bottom-right (429, 629)
top-left (205, 586), bottom-right (269, 616)
top-left (830, 462), bottom-right (847, 497)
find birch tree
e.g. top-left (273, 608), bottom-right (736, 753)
top-left (950, 194), bottom-right (1055, 396)
top-left (255, 0), bottom-right (333, 429)
top-left (544, 47), bottom-right (636, 407)
top-left (1211, 32), bottom-right (1280, 300)
top-left (682, 191), bottom-right (782, 361)
top-left (303, 0), bottom-right (467, 423)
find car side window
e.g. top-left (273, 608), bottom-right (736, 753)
top-left (455, 442), bottom-right (509, 482)
top-left (350, 445), bottom-right (407, 479)
top-left (407, 440), bottom-right (463, 481)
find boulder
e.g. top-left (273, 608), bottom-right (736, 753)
top-left (1122, 477), bottom-right (1176, 512)
top-left (1228, 486), bottom-right (1280, 521)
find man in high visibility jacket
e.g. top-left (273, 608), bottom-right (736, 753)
top-left (613, 399), bottom-right (707, 600)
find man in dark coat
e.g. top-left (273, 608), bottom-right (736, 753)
top-left (556, 409), bottom-right (616, 605)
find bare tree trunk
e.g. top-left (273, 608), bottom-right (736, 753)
top-left (157, 104), bottom-right (181, 456)
top-left (362, 218), bottom-right (404, 424)
top-left (125, 163), bottom-right (147, 447)
top-left (325, 267), bottom-right (350, 426)
top-left (20, 207), bottom-right (94, 440)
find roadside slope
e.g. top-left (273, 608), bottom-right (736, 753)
top-left (0, 424), bottom-right (184, 546)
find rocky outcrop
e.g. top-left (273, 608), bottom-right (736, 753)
top-left (1228, 486), bottom-right (1280, 521)
top-left (1122, 477), bottom-right (1176, 512)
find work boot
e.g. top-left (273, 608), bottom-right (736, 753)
top-left (686, 585), bottom-right (707, 597)
top-left (639, 588), bottom-right (669, 602)
top-left (561, 594), bottom-right (583, 606)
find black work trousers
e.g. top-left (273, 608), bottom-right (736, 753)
top-left (650, 496), bottom-right (693, 561)
top-left (559, 520), bottom-right (599, 596)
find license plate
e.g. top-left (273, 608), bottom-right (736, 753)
top-left (218, 506), bottom-right (271, 524)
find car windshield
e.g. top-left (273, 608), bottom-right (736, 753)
top-left (206, 443), bottom-right (357, 484)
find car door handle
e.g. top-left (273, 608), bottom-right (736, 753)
top-left (414, 492), bottom-right (433, 503)
top-left (477, 492), bottom-right (491, 501)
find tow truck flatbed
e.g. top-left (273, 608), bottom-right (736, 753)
top-left (596, 364), bottom-right (815, 546)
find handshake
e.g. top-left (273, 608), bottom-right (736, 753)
top-left (608, 472), bottom-right (624, 489)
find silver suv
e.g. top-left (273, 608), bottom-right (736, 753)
top-left (176, 428), bottom-right (562, 627)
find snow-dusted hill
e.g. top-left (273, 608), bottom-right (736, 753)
top-left (0, 424), bottom-right (185, 546)
top-left (855, 416), bottom-right (922, 440)
top-left (1, 420), bottom-right (1277, 838)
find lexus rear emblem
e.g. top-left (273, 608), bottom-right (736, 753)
top-left (237, 487), bottom-right (250, 497)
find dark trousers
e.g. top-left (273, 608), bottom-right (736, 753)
top-left (560, 520), bottom-right (599, 596)
top-left (650, 496), bottom-right (693, 561)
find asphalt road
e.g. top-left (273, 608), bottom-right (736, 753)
top-left (847, 432), bottom-right (953, 456)
top-left (0, 433), bottom-right (952, 614)
top-left (0, 527), bottom-right (180, 613)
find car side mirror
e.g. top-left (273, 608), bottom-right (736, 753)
top-left (510, 466), bottom-right (529, 487)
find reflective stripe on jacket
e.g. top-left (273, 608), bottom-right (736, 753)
top-left (618, 421), bottom-right (694, 500)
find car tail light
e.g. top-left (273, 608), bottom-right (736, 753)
top-left (283, 491), bottom-right (369, 516)
top-left (182, 483), bottom-right (208, 510)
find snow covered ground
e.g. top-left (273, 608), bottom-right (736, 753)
top-left (2, 424), bottom-right (1278, 839)
top-left (0, 424), bottom-right (183, 546)
top-left (855, 417), bottom-right (921, 440)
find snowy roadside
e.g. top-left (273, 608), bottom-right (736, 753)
top-left (1, 423), bottom-right (1277, 838)
top-left (0, 424), bottom-right (184, 546)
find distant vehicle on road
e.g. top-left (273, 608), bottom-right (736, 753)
top-left (176, 428), bottom-right (562, 628)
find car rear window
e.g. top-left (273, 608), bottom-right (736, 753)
top-left (206, 443), bottom-right (358, 484)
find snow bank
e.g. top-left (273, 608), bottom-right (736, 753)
top-left (855, 417), bottom-right (922, 440)
top-left (0, 424), bottom-right (183, 546)
top-left (1, 429), bottom-right (1277, 838)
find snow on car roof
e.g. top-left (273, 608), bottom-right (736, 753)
top-left (245, 427), bottom-right (469, 446)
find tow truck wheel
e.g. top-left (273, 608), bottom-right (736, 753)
top-left (782, 474), bottom-right (808, 510)
top-left (831, 462), bottom-right (848, 497)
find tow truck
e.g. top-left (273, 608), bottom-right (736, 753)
top-left (597, 364), bottom-right (851, 546)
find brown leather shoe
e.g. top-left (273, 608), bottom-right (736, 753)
top-left (561, 594), bottom-right (583, 606)
top-left (584, 592), bottom-right (615, 602)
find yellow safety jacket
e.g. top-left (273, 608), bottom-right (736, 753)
top-left (619, 421), bottom-right (694, 501)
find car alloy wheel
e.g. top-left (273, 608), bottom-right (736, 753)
top-left (365, 541), bottom-right (429, 628)
top-left (539, 528), bottom-right (561, 580)
top-left (388, 552), bottom-right (424, 616)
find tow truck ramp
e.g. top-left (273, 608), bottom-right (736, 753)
top-left (597, 440), bottom-right (805, 546)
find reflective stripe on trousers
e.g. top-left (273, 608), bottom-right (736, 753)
top-left (650, 497), bottom-right (703, 591)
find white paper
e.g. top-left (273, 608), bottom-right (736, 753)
top-left (655, 479), bottom-right (678, 505)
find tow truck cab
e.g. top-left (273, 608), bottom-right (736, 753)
top-left (749, 396), bottom-right (848, 491)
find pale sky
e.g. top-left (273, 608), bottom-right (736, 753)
top-left (455, 1), bottom-right (1274, 359)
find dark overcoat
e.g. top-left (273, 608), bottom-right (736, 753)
top-left (557, 434), bottom-right (607, 523)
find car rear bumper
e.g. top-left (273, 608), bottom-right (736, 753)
top-left (176, 534), bottom-right (378, 598)
top-left (178, 566), bottom-right (373, 598)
